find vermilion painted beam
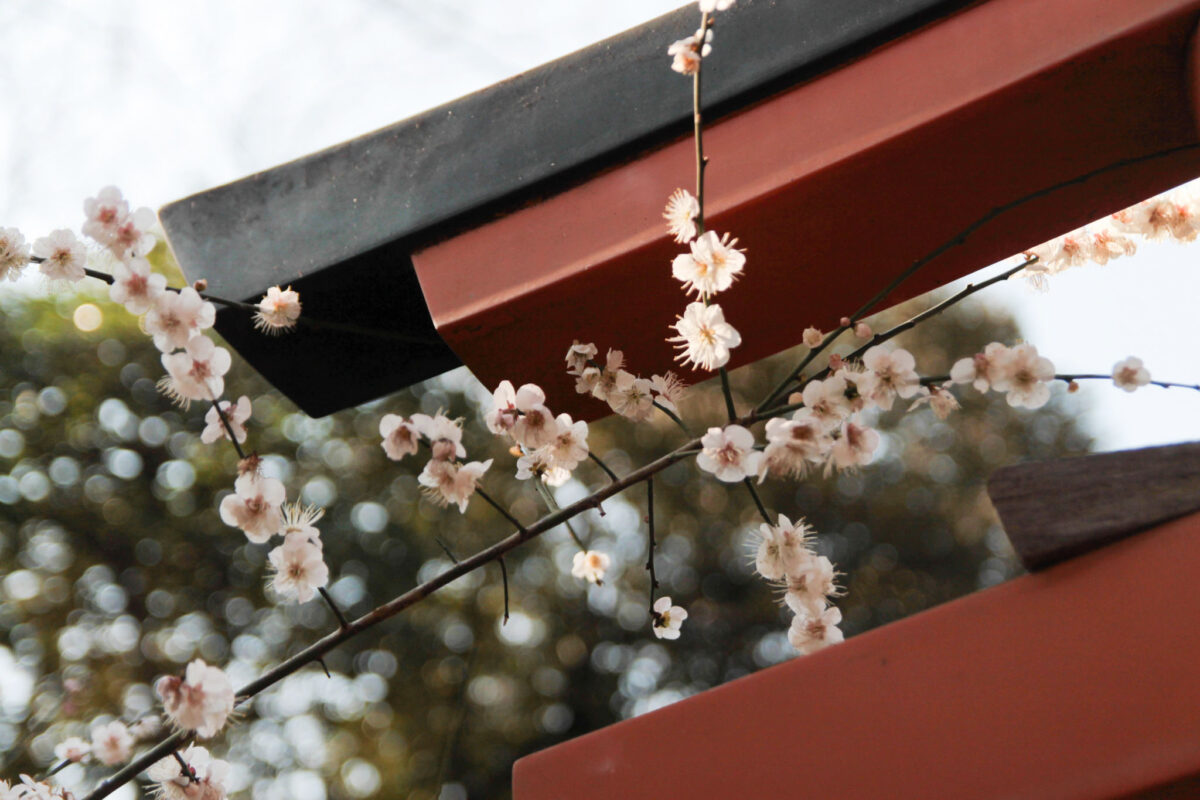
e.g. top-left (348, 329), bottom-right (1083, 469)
top-left (413, 0), bottom-right (1200, 416)
top-left (512, 511), bottom-right (1200, 799)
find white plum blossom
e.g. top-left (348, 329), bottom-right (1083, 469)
top-left (1112, 196), bottom-right (1199, 242)
top-left (145, 288), bottom-right (216, 353)
top-left (33, 229), bottom-right (87, 283)
top-left (0, 227), bottom-right (29, 282)
top-left (784, 555), bottom-right (839, 614)
top-left (754, 514), bottom-right (812, 581)
top-left (418, 458), bottom-right (492, 512)
top-left (696, 424), bottom-right (762, 483)
top-left (571, 550), bottom-right (611, 584)
top-left (949, 342), bottom-right (1011, 393)
top-left (829, 421), bottom-right (879, 472)
top-left (651, 596), bottom-right (687, 640)
top-left (279, 502), bottom-right (324, 544)
top-left (802, 326), bottom-right (823, 348)
top-left (155, 660), bottom-right (236, 739)
top-left (219, 472), bottom-right (285, 543)
top-left (82, 186), bottom-right (129, 246)
top-left (509, 384), bottom-right (556, 449)
top-left (544, 413), bottom-right (589, 471)
top-left (268, 532), bottom-right (329, 603)
top-left (671, 230), bottom-right (745, 298)
top-left (993, 343), bottom-right (1055, 409)
top-left (855, 345), bottom-right (921, 411)
top-left (575, 348), bottom-right (624, 400)
top-left (53, 737), bottom-right (90, 764)
top-left (663, 188), bottom-right (700, 243)
top-left (379, 414), bottom-right (420, 461)
top-left (758, 410), bottom-right (829, 481)
top-left (515, 448), bottom-right (570, 487)
top-left (90, 721), bottom-right (133, 766)
top-left (1112, 356), bottom-right (1150, 392)
top-left (910, 385), bottom-right (960, 419)
top-left (147, 744), bottom-right (230, 800)
top-left (160, 336), bottom-right (232, 404)
top-left (413, 413), bottom-right (468, 461)
top-left (254, 286), bottom-right (302, 334)
top-left (608, 370), bottom-right (654, 420)
top-left (649, 372), bottom-right (688, 413)
top-left (800, 374), bottom-right (852, 429)
top-left (787, 604), bottom-right (844, 655)
top-left (485, 380), bottom-right (519, 435)
top-left (201, 396), bottom-right (252, 445)
top-left (670, 301), bottom-right (741, 371)
top-left (564, 340), bottom-right (598, 375)
top-left (109, 256), bottom-right (167, 315)
top-left (699, 0), bottom-right (735, 10)
top-left (668, 28), bottom-right (711, 75)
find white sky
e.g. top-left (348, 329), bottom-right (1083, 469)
top-left (2, 0), bottom-right (1198, 451)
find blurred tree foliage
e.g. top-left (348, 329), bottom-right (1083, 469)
top-left (0, 276), bottom-right (1089, 799)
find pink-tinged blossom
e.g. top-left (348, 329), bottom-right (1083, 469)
top-left (1112, 197), bottom-right (1199, 242)
top-left (564, 341), bottom-right (598, 375)
top-left (754, 514), bottom-right (813, 581)
top-left (949, 342), bottom-right (1011, 393)
top-left (418, 458), bottom-right (492, 512)
top-left (671, 230), bottom-right (745, 298)
top-left (545, 413), bottom-right (589, 471)
top-left (155, 660), bottom-right (236, 739)
top-left (829, 421), bottom-right (879, 472)
top-left (668, 28), bottom-right (711, 75)
top-left (571, 550), bottom-right (611, 584)
top-left (910, 385), bottom-right (960, 419)
top-left (160, 336), bottom-right (231, 405)
top-left (509, 384), bottom-right (556, 449)
top-left (649, 371), bottom-right (688, 413)
top-left (788, 604), bottom-right (844, 656)
top-left (82, 186), bottom-right (129, 246)
top-left (575, 348), bottom-right (624, 400)
top-left (485, 380), bottom-right (519, 435)
top-left (855, 345), bottom-right (921, 411)
top-left (758, 409), bottom-right (829, 481)
top-left (254, 286), bottom-right (302, 334)
top-left (0, 227), bottom-right (29, 282)
top-left (515, 449), bottom-right (570, 487)
top-left (785, 555), bottom-right (839, 614)
top-left (1086, 225), bottom-right (1136, 265)
top-left (1030, 227), bottom-right (1090, 274)
top-left (53, 736), bottom-right (90, 764)
top-left (651, 596), bottom-right (687, 640)
top-left (90, 720), bottom-right (133, 766)
top-left (1112, 356), bottom-right (1150, 393)
top-left (993, 343), bottom-right (1055, 409)
top-left (379, 414), bottom-right (420, 461)
top-left (201, 396), bottom-right (251, 445)
top-left (696, 424), bottom-right (762, 483)
top-left (663, 188), bottom-right (700, 244)
top-left (279, 502), bottom-right (323, 546)
top-left (802, 326), bottom-right (823, 348)
top-left (412, 413), bottom-right (468, 461)
top-left (13, 776), bottom-right (64, 800)
top-left (670, 302), bottom-right (741, 371)
top-left (608, 370), bottom-right (654, 421)
top-left (219, 472), bottom-right (285, 543)
top-left (268, 532), bottom-right (329, 603)
top-left (147, 744), bottom-right (230, 800)
top-left (146, 287), bottom-right (216, 353)
top-left (109, 256), bottom-right (167, 315)
top-left (800, 374), bottom-right (852, 429)
top-left (109, 207), bottom-right (157, 258)
top-left (33, 229), bottom-right (87, 283)
top-left (853, 321), bottom-right (872, 340)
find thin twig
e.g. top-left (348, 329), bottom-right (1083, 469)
top-left (742, 478), bottom-right (772, 524)
top-left (474, 487), bottom-right (527, 533)
top-left (209, 399), bottom-right (247, 461)
top-left (436, 537), bottom-right (460, 564)
top-left (588, 451), bottom-right (620, 483)
top-left (653, 400), bottom-right (694, 437)
top-left (319, 588), bottom-right (350, 630)
top-left (498, 558), bottom-right (510, 624)
top-left (646, 479), bottom-right (659, 604)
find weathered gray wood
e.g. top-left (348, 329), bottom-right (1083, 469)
top-left (988, 441), bottom-right (1200, 571)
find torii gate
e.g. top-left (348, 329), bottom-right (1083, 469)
top-left (156, 0), bottom-right (1200, 795)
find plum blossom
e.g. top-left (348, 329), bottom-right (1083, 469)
top-left (544, 413), bottom-right (589, 471)
top-left (663, 188), bottom-right (699, 243)
top-left (90, 721), bottom-right (133, 766)
top-left (147, 744), bottom-right (230, 800)
top-left (109, 256), bottom-right (167, 315)
top-left (515, 449), bottom-right (570, 487)
top-left (949, 342), bottom-right (1011, 393)
top-left (0, 227), bottom-right (29, 282)
top-left (279, 502), bottom-right (323, 544)
top-left (651, 596), bottom-right (687, 640)
top-left (145, 288), bottom-right (216, 353)
top-left (699, 0), bottom-right (735, 10)
top-left (670, 301), bottom-right (741, 371)
top-left (668, 28), bottom-right (711, 75)
top-left (910, 385), bottom-right (960, 419)
top-left (564, 341), bottom-right (598, 375)
top-left (696, 424), bottom-right (762, 483)
top-left (571, 550), bottom-right (611, 584)
top-left (1112, 196), bottom-right (1199, 242)
top-left (608, 370), bottom-right (654, 420)
top-left (413, 413), bottom-right (468, 461)
top-left (418, 458), bottom-right (492, 512)
top-left (575, 348), bottom-right (624, 400)
top-left (155, 660), bottom-right (236, 739)
top-left (160, 336), bottom-right (232, 405)
top-left (268, 532), bottom-right (329, 603)
top-left (1112, 356), bottom-right (1150, 392)
top-left (219, 472), bottom-right (285, 543)
top-left (508, 385), bottom-right (556, 449)
top-left (829, 421), bottom-right (879, 472)
top-left (649, 372), bottom-right (688, 413)
top-left (671, 230), bottom-right (745, 298)
top-left (12, 776), bottom-right (66, 800)
top-left (758, 409), bottom-right (829, 481)
top-left (784, 555), bottom-right (839, 614)
top-left (800, 374), bottom-right (853, 429)
top-left (485, 380), bottom-right (519, 435)
top-left (254, 286), bottom-right (302, 334)
top-left (33, 229), bottom-right (87, 283)
top-left (855, 346), bottom-right (920, 411)
top-left (82, 186), bottom-right (129, 246)
top-left (802, 327), bottom-right (823, 348)
top-left (754, 514), bottom-right (812, 581)
top-left (201, 396), bottom-right (252, 445)
top-left (787, 604), bottom-right (844, 655)
top-left (993, 343), bottom-right (1055, 409)
top-left (379, 414), bottom-right (420, 461)
top-left (53, 737), bottom-right (90, 764)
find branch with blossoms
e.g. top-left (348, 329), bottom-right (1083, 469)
top-left (3, 1), bottom-right (1200, 799)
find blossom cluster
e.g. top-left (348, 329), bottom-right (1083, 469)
top-left (949, 342), bottom-right (1056, 409)
top-left (754, 515), bottom-right (843, 654)
top-left (566, 343), bottom-right (688, 422)
top-left (379, 412), bottom-right (492, 512)
top-left (1019, 185), bottom-right (1200, 288)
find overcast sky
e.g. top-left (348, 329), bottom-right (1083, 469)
top-left (2, 0), bottom-right (1198, 451)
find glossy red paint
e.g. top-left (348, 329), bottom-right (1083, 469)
top-left (412, 0), bottom-right (1200, 417)
top-left (512, 511), bottom-right (1200, 799)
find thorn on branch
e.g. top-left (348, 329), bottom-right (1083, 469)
top-left (498, 558), bottom-right (510, 624)
top-left (436, 537), bottom-right (460, 564)
top-left (319, 587), bottom-right (350, 631)
top-left (316, 657), bottom-right (332, 679)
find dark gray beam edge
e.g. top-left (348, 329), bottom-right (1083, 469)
top-left (160, 0), bottom-right (977, 417)
top-left (988, 442), bottom-right (1200, 571)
